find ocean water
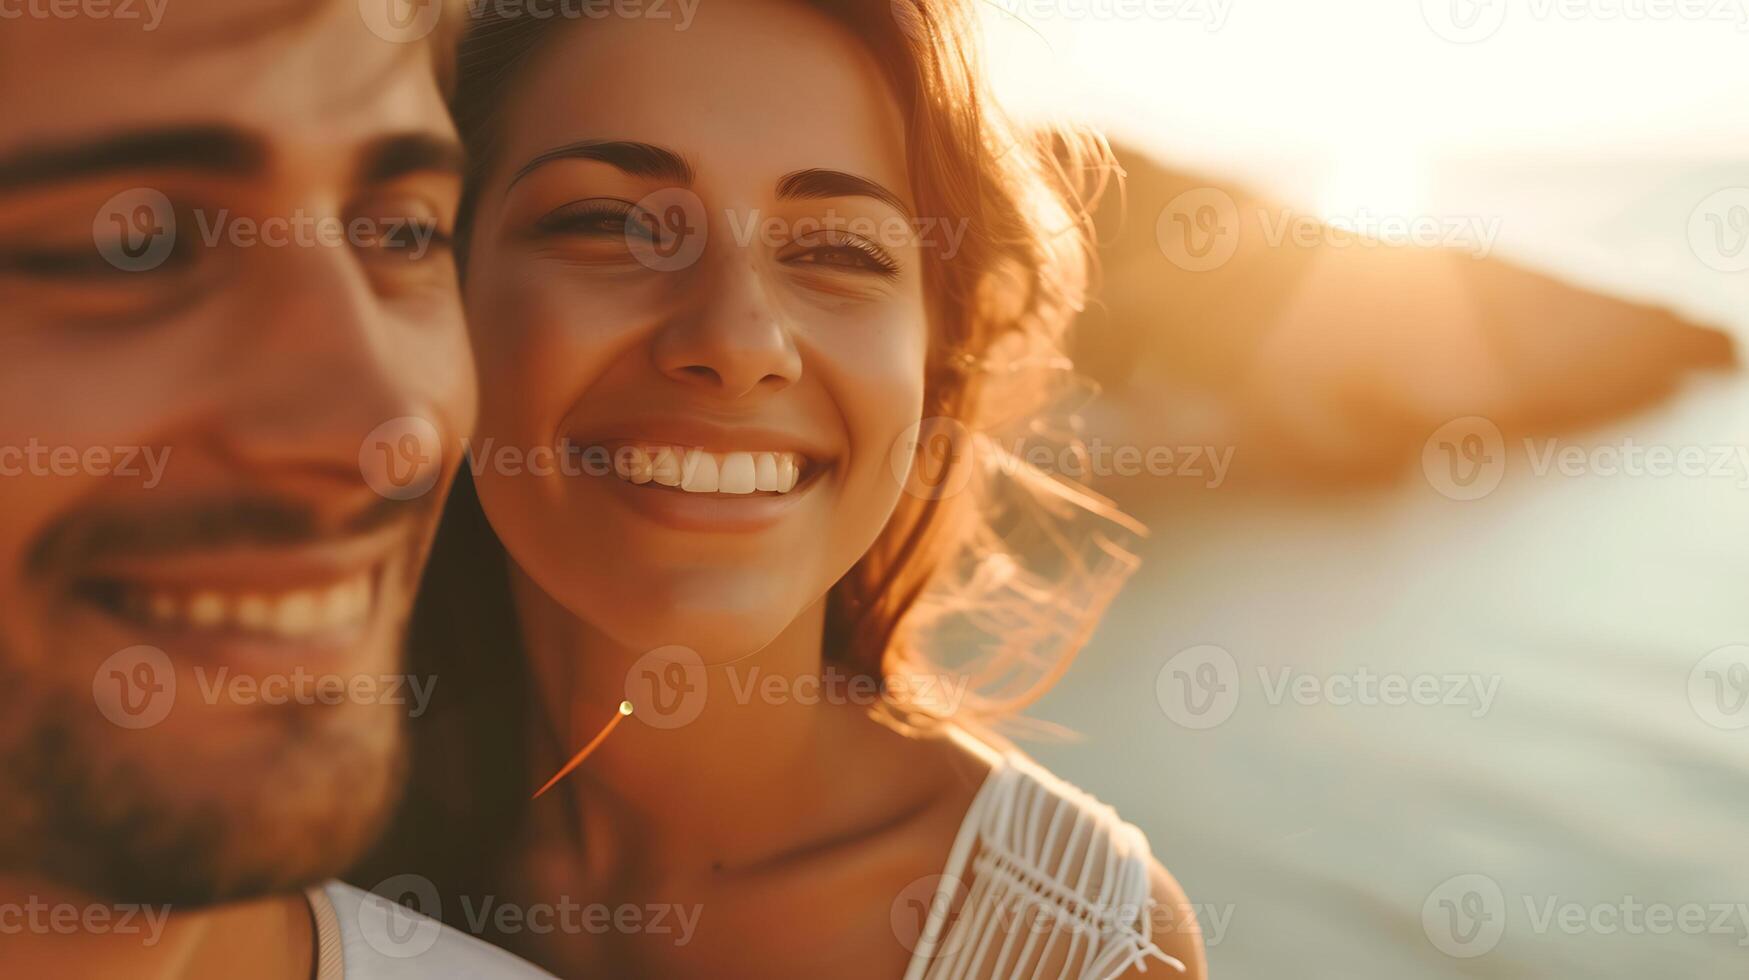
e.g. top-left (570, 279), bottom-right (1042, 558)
top-left (1030, 372), bottom-right (1749, 977)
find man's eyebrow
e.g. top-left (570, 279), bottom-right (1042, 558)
top-left (356, 132), bottom-right (467, 185)
top-left (506, 140), bottom-right (695, 192)
top-left (0, 125), bottom-right (267, 194)
top-left (777, 168), bottom-right (912, 218)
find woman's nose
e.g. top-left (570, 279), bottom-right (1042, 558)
top-left (651, 261), bottom-right (803, 399)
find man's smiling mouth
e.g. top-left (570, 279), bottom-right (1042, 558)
top-left (74, 565), bottom-right (382, 640)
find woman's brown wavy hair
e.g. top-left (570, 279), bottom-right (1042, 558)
top-left (357, 0), bottom-right (1138, 901)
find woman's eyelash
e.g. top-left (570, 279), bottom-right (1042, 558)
top-left (789, 231), bottom-right (901, 278)
top-left (535, 199), bottom-right (645, 237)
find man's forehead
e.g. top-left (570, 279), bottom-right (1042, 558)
top-left (0, 0), bottom-right (452, 162)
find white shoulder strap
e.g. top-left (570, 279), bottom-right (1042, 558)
top-left (903, 733), bottom-right (1184, 980)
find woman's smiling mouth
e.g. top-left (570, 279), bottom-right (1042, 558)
top-left (568, 434), bottom-right (836, 533)
top-left (607, 444), bottom-right (805, 495)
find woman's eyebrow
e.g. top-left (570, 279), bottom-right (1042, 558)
top-left (506, 139), bottom-right (695, 192)
top-left (776, 168), bottom-right (912, 219)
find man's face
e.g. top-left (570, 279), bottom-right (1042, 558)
top-left (0, 1), bottom-right (475, 904)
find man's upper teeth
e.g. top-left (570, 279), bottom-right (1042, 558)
top-left (127, 574), bottom-right (374, 638)
top-left (613, 447), bottom-right (803, 494)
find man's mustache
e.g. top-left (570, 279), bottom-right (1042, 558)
top-left (27, 493), bottom-right (432, 574)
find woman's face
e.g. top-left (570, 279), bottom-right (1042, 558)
top-left (464, 0), bottom-right (929, 661)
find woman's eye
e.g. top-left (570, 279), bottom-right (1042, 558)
top-left (536, 200), bottom-right (651, 241)
top-left (785, 233), bottom-right (901, 279)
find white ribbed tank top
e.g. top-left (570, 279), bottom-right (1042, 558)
top-left (901, 729), bottom-right (1185, 980)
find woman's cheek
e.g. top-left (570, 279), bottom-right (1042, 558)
top-left (469, 270), bottom-right (612, 438)
top-left (811, 301), bottom-right (929, 511)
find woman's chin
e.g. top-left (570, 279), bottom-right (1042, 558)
top-left (613, 618), bottom-right (789, 666)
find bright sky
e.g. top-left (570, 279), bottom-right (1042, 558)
top-left (979, 0), bottom-right (1749, 335)
top-left (982, 0), bottom-right (1749, 209)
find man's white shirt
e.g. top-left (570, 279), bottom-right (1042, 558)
top-left (306, 881), bottom-right (556, 979)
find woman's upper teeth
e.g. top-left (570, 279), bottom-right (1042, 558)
top-left (612, 446), bottom-right (802, 494)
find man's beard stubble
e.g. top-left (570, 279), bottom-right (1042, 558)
top-left (0, 659), bottom-right (410, 908)
top-left (0, 489), bottom-right (444, 907)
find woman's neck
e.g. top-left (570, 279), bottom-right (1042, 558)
top-left (510, 565), bottom-right (890, 875)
